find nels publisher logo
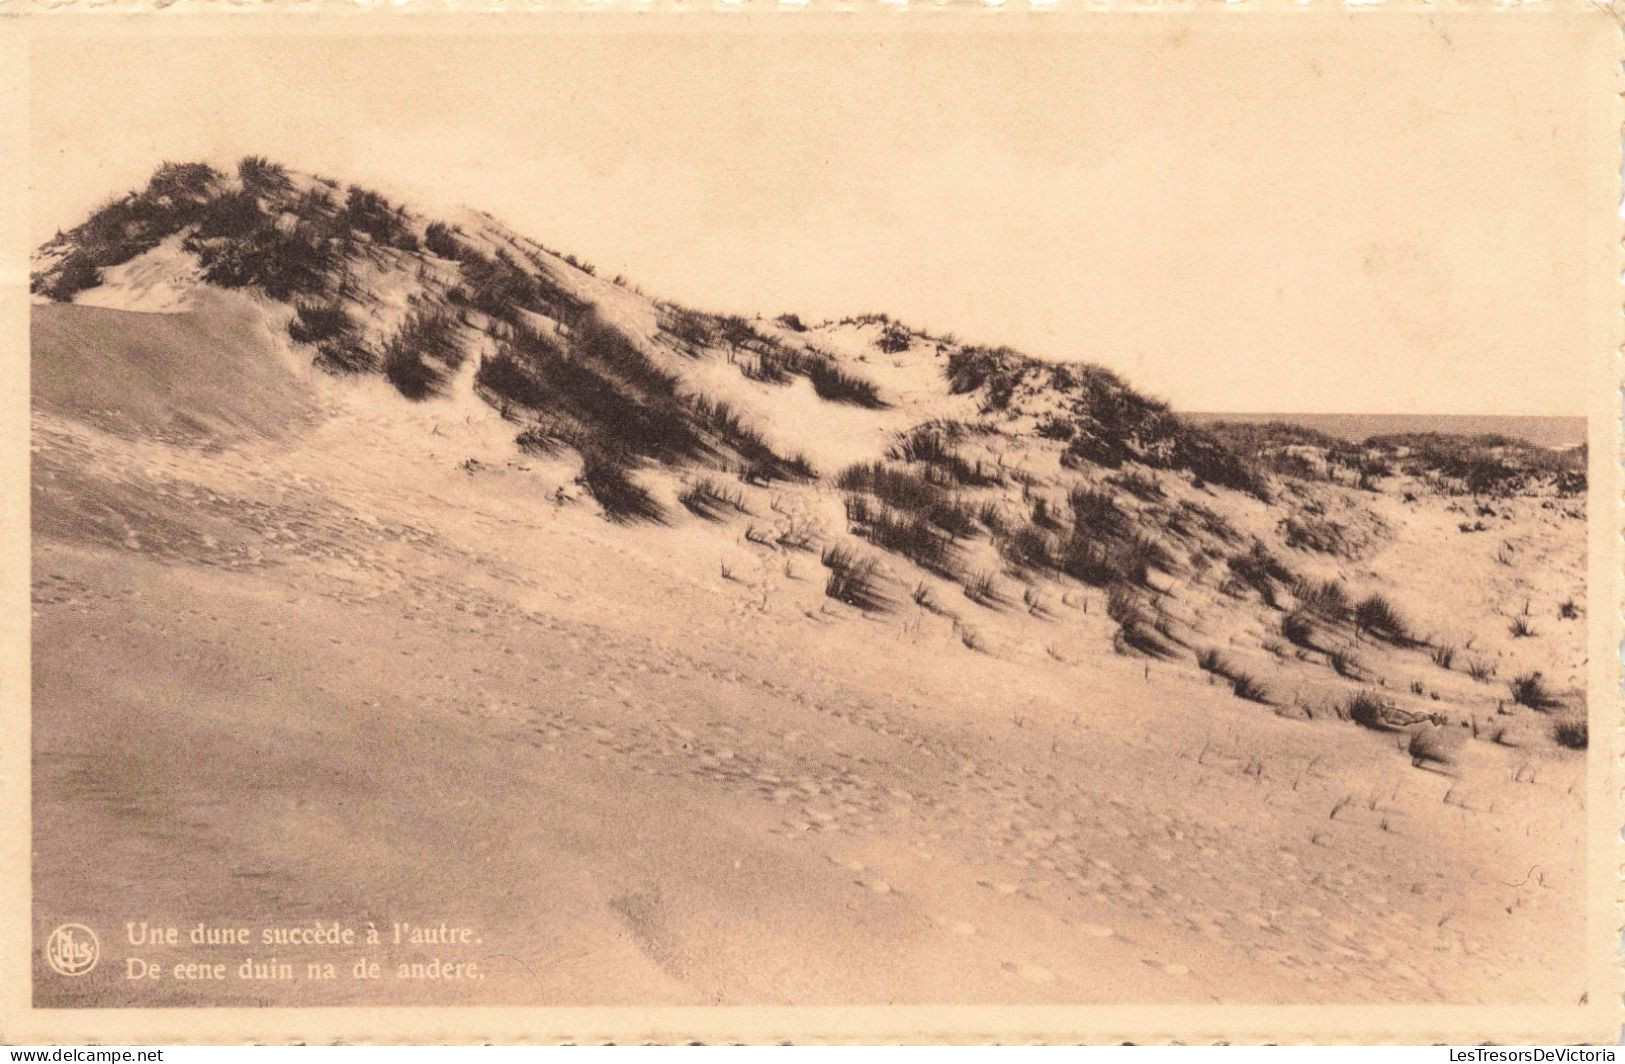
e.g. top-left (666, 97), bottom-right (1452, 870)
top-left (44, 923), bottom-right (99, 976)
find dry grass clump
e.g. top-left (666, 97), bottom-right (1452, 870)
top-left (287, 302), bottom-right (353, 345)
top-left (380, 309), bottom-right (460, 400)
top-left (1067, 487), bottom-right (1123, 536)
top-left (739, 341), bottom-right (886, 408)
top-left (1280, 610), bottom-right (1317, 649)
top-left (837, 462), bottom-right (976, 539)
top-left (1000, 524), bottom-right (1055, 572)
top-left (1430, 644), bottom-right (1456, 670)
top-left (1106, 585), bottom-right (1178, 660)
top-left (1353, 593), bottom-right (1410, 643)
top-left (1508, 672), bottom-right (1558, 710)
top-left (1281, 514), bottom-right (1355, 556)
top-left (1294, 578), bottom-right (1351, 620)
top-left (963, 569), bottom-right (1000, 607)
top-left (1508, 615), bottom-right (1536, 639)
top-left (802, 356), bottom-right (886, 408)
top-left (679, 477), bottom-right (746, 520)
top-left (514, 425), bottom-right (564, 454)
top-left (480, 316), bottom-right (809, 490)
top-left (1224, 543), bottom-right (1294, 608)
top-left (451, 243), bottom-right (580, 323)
top-left (822, 545), bottom-right (884, 610)
top-left (579, 449), bottom-right (663, 524)
top-left (859, 509), bottom-right (951, 572)
top-left (1327, 647), bottom-right (1365, 680)
top-left (1230, 672), bottom-right (1270, 704)
top-left (876, 321), bottom-right (913, 354)
top-left (1107, 469), bottom-right (1163, 501)
top-left (1195, 647), bottom-right (1231, 677)
top-left (194, 190), bottom-right (265, 240)
top-left (888, 426), bottom-right (1003, 487)
top-left (423, 221), bottom-right (462, 260)
top-left (1345, 690), bottom-right (1389, 730)
top-left (1465, 658), bottom-right (1497, 682)
top-left (237, 155), bottom-right (292, 193)
top-left (341, 185), bottom-right (416, 249)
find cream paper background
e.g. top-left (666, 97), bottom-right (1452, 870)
top-left (0, 6), bottom-right (1618, 1044)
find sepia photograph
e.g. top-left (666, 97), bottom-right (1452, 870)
top-left (4, 8), bottom-right (1619, 1046)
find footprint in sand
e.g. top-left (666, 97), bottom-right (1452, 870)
top-left (1002, 962), bottom-right (1056, 984)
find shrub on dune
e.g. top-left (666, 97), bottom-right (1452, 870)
top-left (1551, 715), bottom-right (1588, 750)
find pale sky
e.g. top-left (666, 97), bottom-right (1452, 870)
top-left (26, 14), bottom-right (1612, 416)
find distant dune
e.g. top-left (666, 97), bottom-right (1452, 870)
top-left (1185, 412), bottom-right (1586, 450)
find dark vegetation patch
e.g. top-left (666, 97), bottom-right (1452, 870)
top-left (887, 425), bottom-right (1003, 487)
top-left (944, 347), bottom-right (1261, 494)
top-left (655, 304), bottom-right (887, 407)
top-left (1280, 610), bottom-right (1319, 650)
top-left (853, 507), bottom-right (953, 573)
top-left (1293, 578), bottom-right (1351, 620)
top-left (1551, 715), bottom-right (1588, 750)
top-left (447, 242), bottom-right (582, 324)
top-left (876, 322), bottom-right (912, 354)
top-left (822, 544), bottom-right (885, 610)
top-left (1222, 542), bottom-right (1295, 608)
top-left (1353, 593), bottom-right (1411, 645)
top-left (477, 312), bottom-right (812, 518)
top-left (35, 162), bottom-right (227, 299)
top-left (1509, 672), bottom-right (1558, 711)
top-left (837, 462), bottom-right (977, 540)
top-left (1345, 690), bottom-right (1390, 730)
top-left (380, 310), bottom-right (461, 400)
top-left (1229, 672), bottom-right (1271, 704)
top-left (1209, 420), bottom-right (1585, 497)
top-left (1365, 432), bottom-right (1586, 496)
top-left (1106, 585), bottom-right (1178, 660)
top-left (194, 190), bottom-right (265, 240)
top-left (658, 303), bottom-right (719, 353)
top-left (746, 346), bottom-right (885, 408)
top-left (423, 222), bottom-right (462, 260)
top-left (1280, 513), bottom-right (1354, 556)
top-left (237, 155), bottom-right (292, 194)
top-left (579, 448), bottom-right (663, 523)
top-left (39, 251), bottom-right (102, 301)
top-left (288, 302), bottom-right (354, 345)
top-left (679, 477), bottom-right (746, 520)
top-left (1195, 647), bottom-right (1232, 678)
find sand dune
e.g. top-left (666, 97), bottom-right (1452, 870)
top-left (28, 161), bottom-right (1590, 1008)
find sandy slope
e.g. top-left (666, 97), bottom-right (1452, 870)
top-left (30, 299), bottom-right (1586, 1007)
